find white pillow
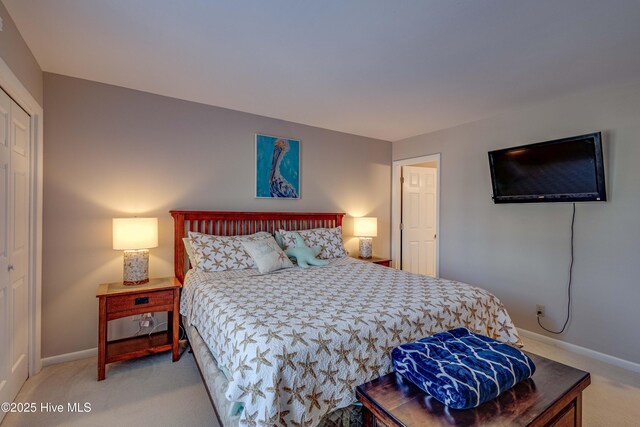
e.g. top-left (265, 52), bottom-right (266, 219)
top-left (241, 236), bottom-right (293, 274)
top-left (279, 226), bottom-right (348, 259)
top-left (182, 237), bottom-right (196, 267)
top-left (188, 231), bottom-right (271, 272)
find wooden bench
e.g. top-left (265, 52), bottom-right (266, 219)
top-left (356, 352), bottom-right (590, 427)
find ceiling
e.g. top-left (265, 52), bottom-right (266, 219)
top-left (5, 0), bottom-right (640, 141)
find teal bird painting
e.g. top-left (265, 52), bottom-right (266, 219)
top-left (256, 134), bottom-right (300, 198)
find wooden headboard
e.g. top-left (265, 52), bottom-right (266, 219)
top-left (170, 210), bottom-right (345, 283)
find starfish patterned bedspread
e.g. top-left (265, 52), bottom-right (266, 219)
top-left (181, 257), bottom-right (522, 427)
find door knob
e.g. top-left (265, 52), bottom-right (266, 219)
top-left (8, 265), bottom-right (14, 271)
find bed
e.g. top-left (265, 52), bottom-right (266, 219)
top-left (171, 210), bottom-right (522, 427)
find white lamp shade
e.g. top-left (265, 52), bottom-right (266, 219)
top-left (354, 217), bottom-right (378, 237)
top-left (112, 218), bottom-right (158, 250)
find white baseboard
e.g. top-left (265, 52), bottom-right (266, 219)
top-left (40, 329), bottom-right (640, 375)
top-left (41, 347), bottom-right (97, 367)
top-left (518, 328), bottom-right (640, 374)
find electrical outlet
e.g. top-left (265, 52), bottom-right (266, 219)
top-left (133, 313), bottom-right (154, 321)
top-left (536, 305), bottom-right (545, 317)
top-left (138, 312), bottom-right (155, 330)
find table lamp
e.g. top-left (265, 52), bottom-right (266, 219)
top-left (113, 217), bottom-right (158, 285)
top-left (354, 217), bottom-right (377, 259)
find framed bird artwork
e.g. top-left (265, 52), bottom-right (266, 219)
top-left (255, 133), bottom-right (301, 199)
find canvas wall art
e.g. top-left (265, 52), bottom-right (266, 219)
top-left (255, 134), bottom-right (300, 199)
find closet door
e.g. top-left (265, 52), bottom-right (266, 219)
top-left (0, 89), bottom-right (30, 414)
top-left (0, 89), bottom-right (12, 411)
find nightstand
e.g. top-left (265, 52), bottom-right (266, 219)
top-left (96, 277), bottom-right (181, 380)
top-left (358, 256), bottom-right (392, 267)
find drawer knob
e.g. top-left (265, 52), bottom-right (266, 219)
top-left (134, 297), bottom-right (149, 305)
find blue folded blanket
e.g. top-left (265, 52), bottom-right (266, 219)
top-left (391, 328), bottom-right (535, 409)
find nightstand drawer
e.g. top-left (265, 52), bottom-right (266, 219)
top-left (106, 289), bottom-right (174, 317)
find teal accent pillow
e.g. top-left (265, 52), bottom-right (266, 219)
top-left (284, 233), bottom-right (329, 268)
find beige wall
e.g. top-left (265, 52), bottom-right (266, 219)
top-left (0, 1), bottom-right (42, 105)
top-left (42, 73), bottom-right (391, 357)
top-left (394, 78), bottom-right (640, 364)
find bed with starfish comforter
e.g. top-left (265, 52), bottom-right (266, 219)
top-left (181, 257), bottom-right (522, 427)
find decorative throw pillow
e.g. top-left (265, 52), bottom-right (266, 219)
top-left (188, 231), bottom-right (271, 272)
top-left (279, 227), bottom-right (348, 259)
top-left (283, 232), bottom-right (329, 268)
top-left (241, 236), bottom-right (294, 274)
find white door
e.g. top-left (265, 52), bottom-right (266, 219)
top-left (0, 88), bottom-right (30, 417)
top-left (401, 166), bottom-right (437, 276)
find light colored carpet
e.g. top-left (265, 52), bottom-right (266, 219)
top-left (521, 335), bottom-right (640, 427)
top-left (2, 335), bottom-right (639, 427)
top-left (1, 349), bottom-right (217, 427)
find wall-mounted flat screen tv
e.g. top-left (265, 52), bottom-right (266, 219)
top-left (488, 132), bottom-right (606, 203)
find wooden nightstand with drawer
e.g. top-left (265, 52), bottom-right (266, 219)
top-left (358, 256), bottom-right (392, 267)
top-left (96, 277), bottom-right (181, 380)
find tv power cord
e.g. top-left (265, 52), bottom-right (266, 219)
top-left (537, 203), bottom-right (575, 335)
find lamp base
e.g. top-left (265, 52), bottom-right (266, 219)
top-left (123, 249), bottom-right (150, 286)
top-left (359, 237), bottom-right (373, 259)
